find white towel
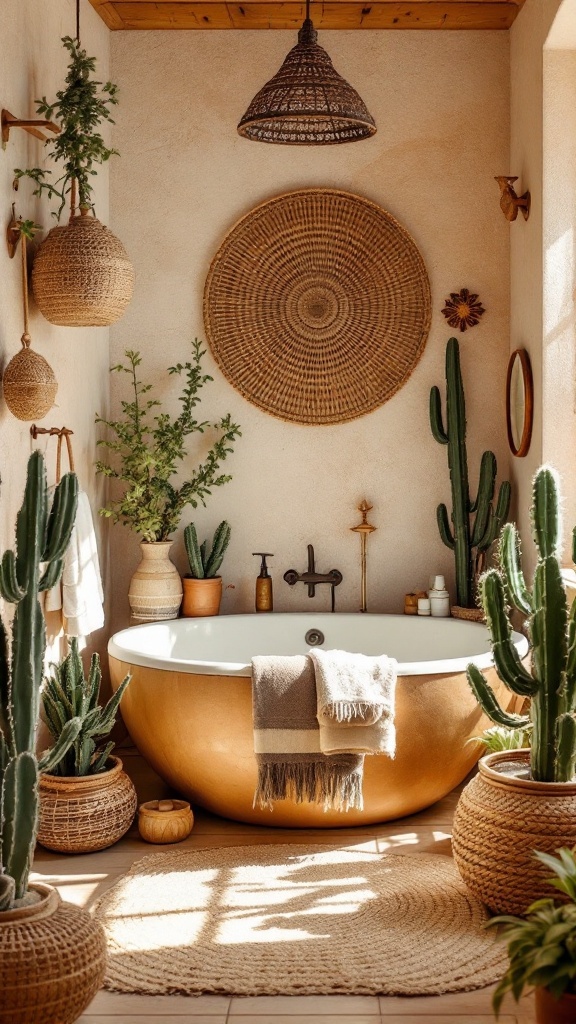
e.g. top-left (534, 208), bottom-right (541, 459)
top-left (309, 648), bottom-right (397, 758)
top-left (45, 489), bottom-right (105, 644)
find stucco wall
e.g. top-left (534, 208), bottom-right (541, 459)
top-left (108, 30), bottom-right (511, 627)
top-left (0, 0), bottom-right (111, 660)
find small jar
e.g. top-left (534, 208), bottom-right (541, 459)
top-left (138, 799), bottom-right (194, 844)
top-left (429, 575), bottom-right (450, 618)
top-left (417, 597), bottom-right (431, 616)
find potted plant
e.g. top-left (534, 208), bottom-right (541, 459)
top-left (96, 339), bottom-right (241, 622)
top-left (452, 466), bottom-right (576, 915)
top-left (490, 847), bottom-right (576, 1024)
top-left (0, 451), bottom-right (106, 1024)
top-left (38, 639), bottom-right (136, 854)
top-left (182, 520), bottom-right (231, 616)
top-left (15, 36), bottom-right (133, 326)
top-left (430, 337), bottom-right (511, 618)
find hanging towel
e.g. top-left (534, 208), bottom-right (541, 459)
top-left (45, 489), bottom-right (105, 643)
top-left (309, 648), bottom-right (397, 758)
top-left (252, 654), bottom-right (364, 812)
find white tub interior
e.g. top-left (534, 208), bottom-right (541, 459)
top-left (108, 613), bottom-right (529, 677)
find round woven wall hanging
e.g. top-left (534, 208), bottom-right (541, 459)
top-left (204, 189), bottom-right (431, 425)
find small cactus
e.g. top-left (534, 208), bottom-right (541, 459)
top-left (468, 466), bottom-right (576, 783)
top-left (184, 520), bottom-right (231, 579)
top-left (42, 639), bottom-right (131, 777)
top-left (430, 337), bottom-right (511, 608)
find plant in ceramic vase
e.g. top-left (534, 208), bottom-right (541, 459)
top-left (452, 466), bottom-right (576, 915)
top-left (38, 638), bottom-right (136, 854)
top-left (430, 336), bottom-right (511, 615)
top-left (96, 339), bottom-right (241, 622)
top-left (182, 520), bottom-right (231, 617)
top-left (490, 848), bottom-right (576, 1024)
top-left (14, 36), bottom-right (133, 326)
top-left (0, 451), bottom-right (107, 1024)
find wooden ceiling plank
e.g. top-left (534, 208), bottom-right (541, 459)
top-left (89, 0), bottom-right (126, 28)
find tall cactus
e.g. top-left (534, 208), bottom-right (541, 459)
top-left (430, 337), bottom-right (511, 607)
top-left (0, 451), bottom-right (80, 902)
top-left (184, 520), bottom-right (231, 579)
top-left (468, 465), bottom-right (576, 783)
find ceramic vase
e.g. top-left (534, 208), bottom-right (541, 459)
top-left (128, 541), bottom-right (183, 622)
top-left (181, 576), bottom-right (222, 617)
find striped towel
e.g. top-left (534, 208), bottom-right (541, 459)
top-left (252, 654), bottom-right (364, 812)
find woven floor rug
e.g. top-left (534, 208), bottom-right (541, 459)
top-left (94, 845), bottom-right (506, 997)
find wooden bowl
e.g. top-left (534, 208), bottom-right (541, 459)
top-left (138, 799), bottom-right (194, 844)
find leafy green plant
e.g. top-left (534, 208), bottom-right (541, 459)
top-left (42, 639), bottom-right (131, 778)
top-left (14, 36), bottom-right (118, 220)
top-left (490, 848), bottom-right (576, 1016)
top-left (469, 723), bottom-right (532, 754)
top-left (184, 521), bottom-right (231, 579)
top-left (96, 340), bottom-right (241, 543)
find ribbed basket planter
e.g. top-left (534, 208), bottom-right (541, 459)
top-left (535, 987), bottom-right (576, 1024)
top-left (38, 756), bottom-right (137, 854)
top-left (0, 882), bottom-right (106, 1024)
top-left (32, 213), bottom-right (134, 327)
top-left (129, 541), bottom-right (183, 622)
top-left (181, 576), bottom-right (222, 617)
top-left (452, 750), bottom-right (576, 915)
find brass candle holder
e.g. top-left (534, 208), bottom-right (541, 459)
top-left (351, 500), bottom-right (376, 613)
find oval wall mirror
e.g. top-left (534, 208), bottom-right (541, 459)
top-left (506, 348), bottom-right (533, 458)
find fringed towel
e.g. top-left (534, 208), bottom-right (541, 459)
top-left (309, 648), bottom-right (397, 758)
top-left (252, 654), bottom-right (364, 812)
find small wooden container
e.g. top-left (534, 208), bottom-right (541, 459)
top-left (138, 799), bottom-right (194, 844)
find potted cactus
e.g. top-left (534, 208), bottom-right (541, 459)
top-left (182, 520), bottom-right (231, 617)
top-left (37, 639), bottom-right (136, 854)
top-left (452, 466), bottom-right (576, 915)
top-left (0, 451), bottom-right (107, 1024)
top-left (430, 337), bottom-right (511, 617)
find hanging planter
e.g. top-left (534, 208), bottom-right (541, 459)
top-left (15, 35), bottom-right (133, 327)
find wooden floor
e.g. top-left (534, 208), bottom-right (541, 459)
top-left (32, 781), bottom-right (535, 1024)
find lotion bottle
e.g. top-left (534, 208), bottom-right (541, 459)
top-left (253, 553), bottom-right (273, 612)
top-left (429, 575), bottom-right (450, 617)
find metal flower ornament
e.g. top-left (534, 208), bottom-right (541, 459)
top-left (441, 289), bottom-right (485, 332)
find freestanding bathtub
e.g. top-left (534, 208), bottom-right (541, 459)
top-left (109, 613), bottom-right (528, 828)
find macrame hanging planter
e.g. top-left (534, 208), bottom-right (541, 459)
top-left (32, 182), bottom-right (134, 328)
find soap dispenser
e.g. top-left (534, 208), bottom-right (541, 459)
top-left (253, 553), bottom-right (273, 613)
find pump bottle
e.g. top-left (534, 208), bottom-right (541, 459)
top-left (253, 553), bottom-right (273, 612)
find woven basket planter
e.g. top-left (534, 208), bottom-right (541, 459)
top-left (452, 750), bottom-right (576, 915)
top-left (2, 340), bottom-right (58, 421)
top-left (38, 755), bottom-right (137, 854)
top-left (0, 882), bottom-right (106, 1024)
top-left (32, 212), bottom-right (134, 327)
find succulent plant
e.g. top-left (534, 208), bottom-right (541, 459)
top-left (42, 639), bottom-right (131, 778)
top-left (184, 520), bottom-right (231, 579)
top-left (0, 451), bottom-right (80, 904)
top-left (430, 337), bottom-right (511, 608)
top-left (468, 465), bottom-right (576, 783)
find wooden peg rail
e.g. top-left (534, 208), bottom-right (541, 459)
top-left (30, 425), bottom-right (75, 479)
top-left (30, 425), bottom-right (74, 440)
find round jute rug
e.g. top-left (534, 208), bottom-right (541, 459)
top-left (94, 845), bottom-right (505, 997)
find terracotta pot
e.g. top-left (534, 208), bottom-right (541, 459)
top-left (138, 798), bottom-right (194, 844)
top-left (38, 755), bottom-right (137, 854)
top-left (535, 987), bottom-right (576, 1024)
top-left (181, 576), bottom-right (222, 617)
top-left (128, 541), bottom-right (183, 622)
top-left (452, 750), bottom-right (576, 914)
top-left (0, 881), bottom-right (106, 1023)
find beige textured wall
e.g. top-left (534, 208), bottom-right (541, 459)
top-left (108, 30), bottom-right (511, 628)
top-left (0, 0), bottom-right (111, 660)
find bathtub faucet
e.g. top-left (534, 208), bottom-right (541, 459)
top-left (283, 544), bottom-right (343, 612)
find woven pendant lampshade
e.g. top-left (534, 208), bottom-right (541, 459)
top-left (237, 2), bottom-right (376, 145)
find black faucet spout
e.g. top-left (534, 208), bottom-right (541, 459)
top-left (283, 544), bottom-right (343, 608)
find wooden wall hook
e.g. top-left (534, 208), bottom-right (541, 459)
top-left (1, 109), bottom-right (60, 149)
top-left (495, 176), bottom-right (531, 222)
top-left (6, 204), bottom-right (21, 259)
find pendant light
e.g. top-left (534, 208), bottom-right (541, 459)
top-left (237, 0), bottom-right (376, 145)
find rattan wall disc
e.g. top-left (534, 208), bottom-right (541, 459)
top-left (204, 189), bottom-right (431, 425)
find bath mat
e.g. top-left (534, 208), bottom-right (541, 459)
top-left (94, 845), bottom-right (506, 997)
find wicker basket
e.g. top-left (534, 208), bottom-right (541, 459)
top-left (0, 881), bottom-right (106, 1024)
top-left (2, 339), bottom-right (58, 421)
top-left (452, 750), bottom-right (576, 915)
top-left (32, 212), bottom-right (134, 327)
top-left (38, 755), bottom-right (137, 854)
top-left (451, 605), bottom-right (485, 623)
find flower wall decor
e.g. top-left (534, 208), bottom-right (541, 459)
top-left (441, 289), bottom-right (485, 332)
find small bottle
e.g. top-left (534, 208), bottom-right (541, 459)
top-left (417, 597), bottom-right (431, 616)
top-left (253, 553), bottom-right (273, 613)
top-left (429, 575), bottom-right (450, 617)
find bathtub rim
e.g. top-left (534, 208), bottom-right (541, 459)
top-left (108, 612), bottom-right (529, 678)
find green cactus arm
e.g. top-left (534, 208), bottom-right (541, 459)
top-left (11, 602), bottom-right (46, 755)
top-left (14, 451), bottom-right (46, 589)
top-left (0, 875), bottom-right (15, 911)
top-left (87, 653), bottom-right (101, 712)
top-left (532, 466), bottom-right (561, 559)
top-left (85, 672), bottom-right (131, 739)
top-left (532, 555), bottom-right (568, 694)
top-left (480, 570), bottom-right (536, 695)
top-left (556, 714), bottom-right (576, 782)
top-left (42, 473), bottom-right (78, 563)
top-left (0, 551), bottom-right (26, 604)
top-left (205, 521), bottom-right (231, 578)
top-left (470, 452), bottom-right (497, 547)
top-left (566, 595), bottom-right (576, 709)
top-left (0, 619), bottom-right (9, 745)
top-left (467, 664), bottom-right (531, 729)
top-left (492, 640), bottom-right (537, 696)
top-left (573, 526), bottom-right (576, 566)
top-left (499, 523), bottom-right (532, 615)
top-left (42, 692), bottom-right (67, 744)
top-left (38, 717), bottom-right (83, 774)
top-left (200, 539), bottom-right (208, 573)
top-left (429, 386), bottom-right (448, 444)
top-left (477, 480), bottom-right (512, 554)
top-left (1, 752), bottom-right (38, 899)
top-left (90, 741), bottom-right (114, 775)
top-left (38, 558), bottom-right (64, 593)
top-left (437, 504), bottom-right (455, 549)
top-left (184, 523), bottom-right (204, 578)
top-left (75, 734), bottom-right (95, 777)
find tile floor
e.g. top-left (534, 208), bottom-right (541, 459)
top-left (32, 781), bottom-right (535, 1023)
